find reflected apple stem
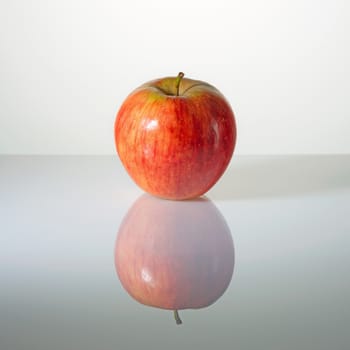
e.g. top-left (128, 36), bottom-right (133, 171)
top-left (173, 310), bottom-right (182, 325)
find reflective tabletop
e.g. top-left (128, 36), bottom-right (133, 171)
top-left (1, 155), bottom-right (350, 350)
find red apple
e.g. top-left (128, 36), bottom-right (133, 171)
top-left (114, 72), bottom-right (236, 200)
top-left (114, 194), bottom-right (235, 324)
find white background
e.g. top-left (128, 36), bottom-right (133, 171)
top-left (1, 0), bottom-right (349, 155)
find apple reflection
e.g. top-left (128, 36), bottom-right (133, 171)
top-left (114, 194), bottom-right (234, 325)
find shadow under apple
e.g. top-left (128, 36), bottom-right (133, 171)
top-left (209, 155), bottom-right (350, 200)
top-left (114, 194), bottom-right (235, 325)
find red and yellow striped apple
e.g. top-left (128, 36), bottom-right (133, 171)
top-left (114, 72), bottom-right (236, 200)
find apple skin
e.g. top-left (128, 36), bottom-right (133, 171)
top-left (114, 194), bottom-right (234, 319)
top-left (114, 73), bottom-right (236, 200)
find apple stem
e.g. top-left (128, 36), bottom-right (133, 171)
top-left (173, 310), bottom-right (182, 325)
top-left (175, 72), bottom-right (185, 96)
